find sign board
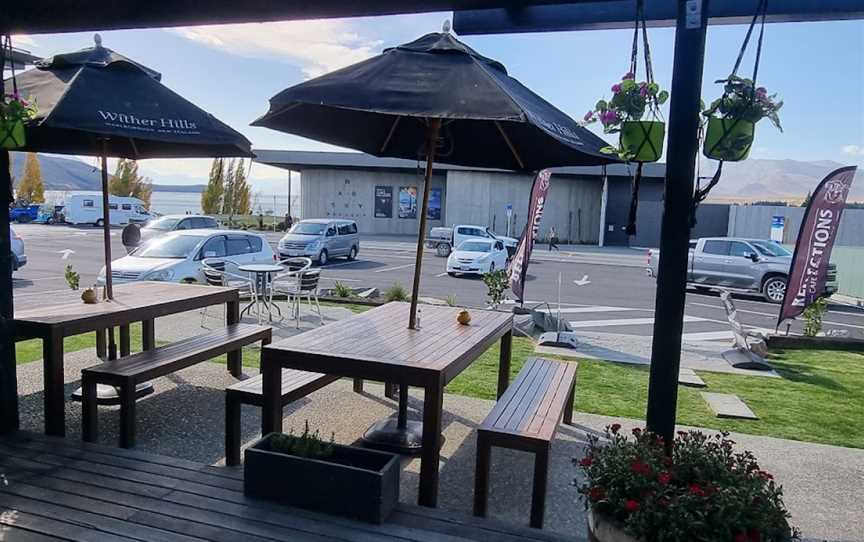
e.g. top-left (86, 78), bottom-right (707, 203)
top-left (505, 203), bottom-right (513, 217)
top-left (770, 215), bottom-right (785, 242)
top-left (374, 186), bottom-right (392, 218)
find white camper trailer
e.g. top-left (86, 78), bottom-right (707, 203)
top-left (61, 194), bottom-right (152, 226)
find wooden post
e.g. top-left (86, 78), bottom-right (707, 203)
top-left (646, 0), bottom-right (709, 444)
top-left (408, 118), bottom-right (442, 330)
top-left (100, 142), bottom-right (114, 300)
top-left (0, 147), bottom-right (18, 435)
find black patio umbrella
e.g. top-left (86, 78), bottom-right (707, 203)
top-left (9, 34), bottom-right (253, 301)
top-left (254, 27), bottom-right (615, 453)
top-left (254, 29), bottom-right (615, 331)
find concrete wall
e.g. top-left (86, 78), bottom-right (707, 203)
top-left (632, 201), bottom-right (730, 248)
top-left (300, 169), bottom-right (446, 235)
top-left (444, 170), bottom-right (602, 243)
top-left (727, 205), bottom-right (864, 246)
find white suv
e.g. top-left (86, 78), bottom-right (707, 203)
top-left (10, 228), bottom-right (26, 273)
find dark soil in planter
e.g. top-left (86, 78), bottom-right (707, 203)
top-left (245, 433), bottom-right (400, 524)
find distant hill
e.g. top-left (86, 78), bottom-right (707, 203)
top-left (151, 184), bottom-right (205, 193)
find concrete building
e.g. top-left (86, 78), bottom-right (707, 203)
top-left (254, 150), bottom-right (669, 246)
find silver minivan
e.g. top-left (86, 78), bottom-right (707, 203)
top-left (277, 219), bottom-right (360, 265)
top-left (10, 227), bottom-right (26, 273)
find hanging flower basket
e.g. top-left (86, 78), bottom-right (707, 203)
top-left (703, 116), bottom-right (755, 161)
top-left (0, 118), bottom-right (26, 149)
top-left (620, 120), bottom-right (665, 163)
top-left (1, 92), bottom-right (37, 150)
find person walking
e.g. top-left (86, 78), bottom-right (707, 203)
top-left (548, 227), bottom-right (559, 251)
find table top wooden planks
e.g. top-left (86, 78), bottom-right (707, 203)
top-left (262, 302), bottom-right (513, 385)
top-left (14, 282), bottom-right (239, 337)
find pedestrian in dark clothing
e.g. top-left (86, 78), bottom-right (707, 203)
top-left (548, 227), bottom-right (559, 251)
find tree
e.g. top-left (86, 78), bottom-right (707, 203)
top-left (232, 159), bottom-right (252, 215)
top-left (109, 159), bottom-right (152, 208)
top-left (201, 158), bottom-right (224, 214)
top-left (221, 158), bottom-right (236, 215)
top-left (17, 152), bottom-right (45, 203)
top-left (800, 191), bottom-right (811, 208)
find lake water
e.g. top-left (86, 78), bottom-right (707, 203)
top-left (46, 190), bottom-right (298, 217)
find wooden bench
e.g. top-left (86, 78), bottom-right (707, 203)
top-left (82, 323), bottom-right (272, 448)
top-left (473, 357), bottom-right (577, 529)
top-left (225, 369), bottom-right (339, 466)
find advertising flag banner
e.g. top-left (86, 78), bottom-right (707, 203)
top-left (507, 169), bottom-right (552, 302)
top-left (778, 166), bottom-right (857, 326)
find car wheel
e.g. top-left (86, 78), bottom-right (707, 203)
top-left (762, 276), bottom-right (787, 303)
top-left (318, 250), bottom-right (328, 266)
top-left (488, 262), bottom-right (496, 273)
top-left (348, 246), bottom-right (357, 261)
top-left (437, 243), bottom-right (451, 257)
top-left (447, 272), bottom-right (457, 277)
top-left (95, 219), bottom-right (104, 227)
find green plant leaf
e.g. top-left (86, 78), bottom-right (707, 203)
top-left (621, 79), bottom-right (637, 91)
top-left (657, 90), bottom-right (669, 105)
top-left (595, 99), bottom-right (608, 111)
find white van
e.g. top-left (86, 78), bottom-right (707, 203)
top-left (61, 193), bottom-right (152, 226)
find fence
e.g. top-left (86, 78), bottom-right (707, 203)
top-left (727, 205), bottom-right (864, 247)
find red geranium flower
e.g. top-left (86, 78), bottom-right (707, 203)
top-left (579, 456), bottom-right (593, 467)
top-left (688, 483), bottom-right (706, 497)
top-left (589, 486), bottom-right (606, 501)
top-left (657, 496), bottom-right (670, 508)
top-left (610, 423), bottom-right (622, 434)
top-left (658, 471), bottom-right (672, 486)
top-left (632, 427), bottom-right (642, 437)
top-left (748, 528), bottom-right (762, 542)
top-left (663, 456), bottom-right (673, 467)
top-left (757, 471), bottom-right (774, 481)
top-left (630, 460), bottom-right (652, 477)
top-left (624, 499), bottom-right (640, 512)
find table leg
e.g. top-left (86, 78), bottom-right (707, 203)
top-left (43, 330), bottom-right (65, 437)
top-left (119, 325), bottom-right (131, 357)
top-left (95, 328), bottom-right (107, 360)
top-left (142, 319), bottom-right (155, 351)
top-left (226, 299), bottom-right (242, 378)
top-left (261, 357), bottom-right (283, 435)
top-left (497, 329), bottom-right (512, 399)
top-left (418, 382), bottom-right (444, 507)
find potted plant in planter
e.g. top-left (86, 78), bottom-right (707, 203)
top-left (1, 92), bottom-right (37, 149)
top-left (575, 424), bottom-right (800, 542)
top-left (583, 74), bottom-right (668, 163)
top-left (244, 422), bottom-right (400, 524)
top-left (703, 76), bottom-right (782, 162)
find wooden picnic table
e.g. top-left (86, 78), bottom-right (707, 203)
top-left (14, 281), bottom-right (242, 437)
top-left (260, 301), bottom-right (514, 508)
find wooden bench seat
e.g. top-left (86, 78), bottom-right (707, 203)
top-left (225, 369), bottom-right (339, 465)
top-left (82, 323), bottom-right (272, 448)
top-left (473, 357), bottom-right (577, 529)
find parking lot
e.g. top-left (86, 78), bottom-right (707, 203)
top-left (10, 223), bottom-right (864, 341)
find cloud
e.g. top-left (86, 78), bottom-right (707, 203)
top-left (841, 144), bottom-right (864, 156)
top-left (171, 20), bottom-right (381, 79)
top-left (11, 35), bottom-right (37, 48)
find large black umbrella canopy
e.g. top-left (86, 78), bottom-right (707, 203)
top-left (255, 30), bottom-right (615, 330)
top-left (7, 35), bottom-right (253, 304)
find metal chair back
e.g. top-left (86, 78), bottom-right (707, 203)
top-left (299, 269), bottom-right (320, 293)
top-left (202, 259), bottom-right (226, 287)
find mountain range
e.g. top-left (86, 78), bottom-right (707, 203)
top-left (10, 152), bottom-right (863, 201)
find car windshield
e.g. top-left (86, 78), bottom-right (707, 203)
top-left (290, 222), bottom-right (326, 235)
top-left (145, 217), bottom-right (182, 231)
top-left (751, 240), bottom-right (791, 257)
top-left (459, 241), bottom-right (492, 252)
top-left (134, 234), bottom-right (200, 259)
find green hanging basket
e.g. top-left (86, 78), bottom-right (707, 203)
top-left (0, 119), bottom-right (26, 149)
top-left (620, 120), bottom-right (665, 163)
top-left (703, 116), bottom-right (755, 162)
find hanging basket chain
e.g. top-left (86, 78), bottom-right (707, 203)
top-left (693, 0), bottom-right (768, 227)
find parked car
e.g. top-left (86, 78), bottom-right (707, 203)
top-left (10, 227), bottom-right (26, 273)
top-left (446, 238), bottom-right (508, 277)
top-left (277, 218), bottom-right (359, 265)
top-left (9, 204), bottom-right (40, 223)
top-left (646, 237), bottom-right (838, 303)
top-left (97, 229), bottom-right (275, 285)
top-left (138, 214), bottom-right (220, 244)
top-left (61, 193), bottom-right (151, 226)
top-left (427, 224), bottom-right (518, 258)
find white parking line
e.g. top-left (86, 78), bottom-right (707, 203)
top-left (374, 263), bottom-right (415, 273)
top-left (690, 302), bottom-right (777, 318)
top-left (539, 306), bottom-right (650, 314)
top-left (322, 260), bottom-right (365, 269)
top-left (568, 315), bottom-right (707, 328)
top-left (319, 277), bottom-right (361, 282)
top-left (435, 272), bottom-right (449, 277)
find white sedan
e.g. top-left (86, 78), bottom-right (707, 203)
top-left (446, 239), bottom-right (508, 277)
top-left (98, 229), bottom-right (275, 285)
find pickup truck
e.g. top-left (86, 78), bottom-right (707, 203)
top-left (646, 237), bottom-right (838, 303)
top-left (9, 204), bottom-right (40, 223)
top-left (426, 225), bottom-right (518, 257)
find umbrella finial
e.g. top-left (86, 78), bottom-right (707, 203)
top-left (94, 33), bottom-right (103, 48)
top-left (442, 19), bottom-right (451, 34)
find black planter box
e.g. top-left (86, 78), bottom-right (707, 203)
top-left (244, 433), bottom-right (400, 524)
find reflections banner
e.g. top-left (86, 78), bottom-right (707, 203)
top-left (778, 166), bottom-right (857, 326)
top-left (507, 169), bottom-right (551, 302)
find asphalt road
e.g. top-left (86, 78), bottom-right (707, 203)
top-left (10, 223), bottom-right (864, 341)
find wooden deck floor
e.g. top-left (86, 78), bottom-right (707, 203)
top-left (0, 432), bottom-right (573, 542)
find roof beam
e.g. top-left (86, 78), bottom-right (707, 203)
top-left (454, 0), bottom-right (864, 34)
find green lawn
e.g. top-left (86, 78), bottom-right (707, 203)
top-left (449, 337), bottom-right (864, 449)
top-left (14, 309), bottom-right (863, 449)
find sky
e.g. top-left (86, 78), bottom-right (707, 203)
top-left (10, 11), bottom-right (864, 191)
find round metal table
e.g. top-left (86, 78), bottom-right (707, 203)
top-left (239, 263), bottom-right (284, 323)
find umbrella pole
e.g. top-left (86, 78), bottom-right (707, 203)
top-left (408, 118), bottom-right (441, 330)
top-left (100, 141), bottom-right (114, 300)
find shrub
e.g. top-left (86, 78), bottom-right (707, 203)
top-left (333, 281), bottom-right (353, 298)
top-left (64, 264), bottom-right (80, 290)
top-left (446, 294), bottom-right (458, 307)
top-left (383, 282), bottom-right (410, 302)
top-left (802, 297), bottom-right (828, 337)
top-left (271, 421), bottom-right (334, 460)
top-left (482, 269), bottom-right (509, 308)
top-left (576, 425), bottom-right (799, 542)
